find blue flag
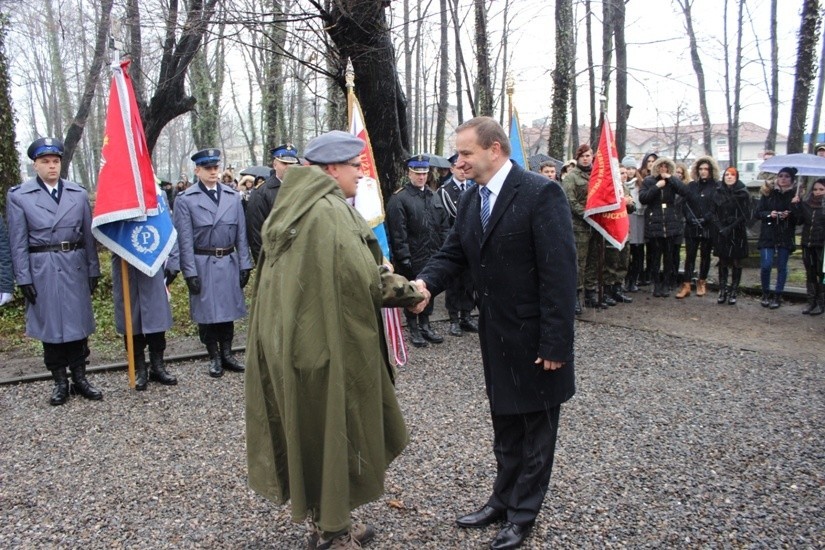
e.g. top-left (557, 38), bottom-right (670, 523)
top-left (509, 108), bottom-right (528, 168)
top-left (94, 187), bottom-right (177, 276)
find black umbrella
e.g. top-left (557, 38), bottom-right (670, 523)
top-left (425, 154), bottom-right (453, 169)
top-left (527, 153), bottom-right (562, 172)
top-left (240, 166), bottom-right (273, 179)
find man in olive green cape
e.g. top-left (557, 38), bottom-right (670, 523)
top-left (245, 131), bottom-right (424, 548)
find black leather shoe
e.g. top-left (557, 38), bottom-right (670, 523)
top-left (456, 505), bottom-right (505, 528)
top-left (419, 321), bottom-right (444, 343)
top-left (459, 315), bottom-right (479, 332)
top-left (449, 322), bottom-right (463, 337)
top-left (491, 522), bottom-right (532, 549)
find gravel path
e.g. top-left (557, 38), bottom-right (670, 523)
top-left (0, 321), bottom-right (822, 548)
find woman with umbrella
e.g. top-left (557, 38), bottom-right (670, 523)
top-left (756, 167), bottom-right (798, 309)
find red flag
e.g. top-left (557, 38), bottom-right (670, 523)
top-left (585, 113), bottom-right (629, 249)
top-left (93, 60), bottom-right (158, 225)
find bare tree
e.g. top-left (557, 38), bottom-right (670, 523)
top-left (585, 0), bottom-right (596, 146)
top-left (548, 0), bottom-right (574, 160)
top-left (787, 0), bottom-right (822, 153)
top-left (434, 0), bottom-right (449, 154)
top-left (189, 18), bottom-right (226, 149)
top-left (722, 0), bottom-right (745, 166)
top-left (675, 0), bottom-right (712, 155)
top-left (766, 0), bottom-right (779, 151)
top-left (613, 0), bottom-right (629, 158)
top-left (474, 0), bottom-right (493, 116)
top-left (808, 24), bottom-right (825, 153)
top-left (310, 0), bottom-right (410, 199)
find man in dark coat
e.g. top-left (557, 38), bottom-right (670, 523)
top-left (416, 117), bottom-right (577, 550)
top-left (6, 138), bottom-right (102, 405)
top-left (386, 155), bottom-right (451, 347)
top-left (436, 154), bottom-right (478, 336)
top-left (171, 148), bottom-right (253, 378)
top-left (245, 143), bottom-right (299, 263)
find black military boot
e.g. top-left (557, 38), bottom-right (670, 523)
top-left (811, 285), bottom-right (825, 316)
top-left (802, 282), bottom-right (816, 314)
top-left (220, 340), bottom-right (245, 372)
top-left (728, 267), bottom-right (742, 305)
top-left (206, 342), bottom-right (223, 378)
top-left (69, 363), bottom-right (103, 401)
top-left (459, 312), bottom-right (478, 332)
top-left (408, 319), bottom-right (428, 348)
top-left (49, 367), bottom-right (70, 406)
top-left (611, 283), bottom-right (633, 303)
top-left (449, 313), bottom-right (463, 337)
top-left (602, 286), bottom-right (617, 306)
top-left (717, 267), bottom-right (729, 304)
top-left (584, 289), bottom-right (606, 309)
top-left (419, 316), bottom-right (444, 344)
top-left (134, 354), bottom-right (149, 391)
top-left (149, 350), bottom-right (178, 385)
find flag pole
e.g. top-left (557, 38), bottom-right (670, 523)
top-left (345, 58), bottom-right (355, 127)
top-left (597, 97), bottom-right (607, 306)
top-left (111, 33), bottom-right (136, 389)
top-left (121, 257), bottom-right (136, 388)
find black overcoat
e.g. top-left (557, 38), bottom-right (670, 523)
top-left (419, 163), bottom-right (576, 415)
top-left (711, 181), bottom-right (751, 259)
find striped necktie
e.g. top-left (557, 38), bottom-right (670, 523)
top-left (479, 186), bottom-right (491, 232)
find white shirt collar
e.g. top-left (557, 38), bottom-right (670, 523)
top-left (480, 160), bottom-right (512, 210)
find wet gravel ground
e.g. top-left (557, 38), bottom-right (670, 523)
top-left (0, 321), bottom-right (822, 549)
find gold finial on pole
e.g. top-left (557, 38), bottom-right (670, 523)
top-left (345, 58), bottom-right (355, 91)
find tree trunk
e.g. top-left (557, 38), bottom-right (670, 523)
top-left (731, 0), bottom-right (744, 166)
top-left (125, 0), bottom-right (144, 102)
top-left (434, 0), bottom-right (449, 155)
top-left (765, 0), bottom-right (779, 151)
top-left (599, 0), bottom-right (613, 140)
top-left (189, 18), bottom-right (225, 151)
top-left (585, 0), bottom-right (596, 146)
top-left (0, 12), bottom-right (19, 212)
top-left (548, 0), bottom-right (574, 160)
top-left (263, 0), bottom-right (287, 148)
top-left (317, 0), bottom-right (410, 200)
top-left (474, 0), bottom-right (493, 116)
top-left (676, 0), bottom-right (713, 155)
top-left (788, 0), bottom-right (822, 153)
top-left (450, 0), bottom-right (464, 123)
top-left (613, 0), bottom-right (628, 158)
top-left (498, 0), bottom-right (511, 127)
top-left (808, 24), bottom-right (825, 153)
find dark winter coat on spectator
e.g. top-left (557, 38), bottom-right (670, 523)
top-left (756, 187), bottom-right (797, 251)
top-left (792, 194), bottom-right (825, 248)
top-left (711, 180), bottom-right (750, 259)
top-left (638, 157), bottom-right (691, 239)
top-left (683, 156), bottom-right (719, 240)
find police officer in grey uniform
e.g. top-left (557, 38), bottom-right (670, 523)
top-left (6, 138), bottom-right (102, 405)
top-left (436, 154), bottom-right (478, 336)
top-left (170, 149), bottom-right (253, 378)
top-left (113, 256), bottom-right (178, 390)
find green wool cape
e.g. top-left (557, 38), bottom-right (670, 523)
top-left (245, 166), bottom-right (423, 534)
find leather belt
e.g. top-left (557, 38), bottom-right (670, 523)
top-left (195, 246), bottom-right (235, 257)
top-left (29, 241), bottom-right (82, 253)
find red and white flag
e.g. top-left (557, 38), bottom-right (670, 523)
top-left (585, 113), bottom-right (629, 249)
top-left (93, 60), bottom-right (158, 223)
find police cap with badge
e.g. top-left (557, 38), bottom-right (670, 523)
top-left (27, 137), bottom-right (64, 160)
top-left (191, 148), bottom-right (222, 167)
top-left (271, 143), bottom-right (300, 164)
top-left (407, 154), bottom-right (430, 173)
top-left (304, 131), bottom-right (365, 165)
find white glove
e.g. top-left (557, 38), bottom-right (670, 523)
top-left (0, 292), bottom-right (12, 306)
